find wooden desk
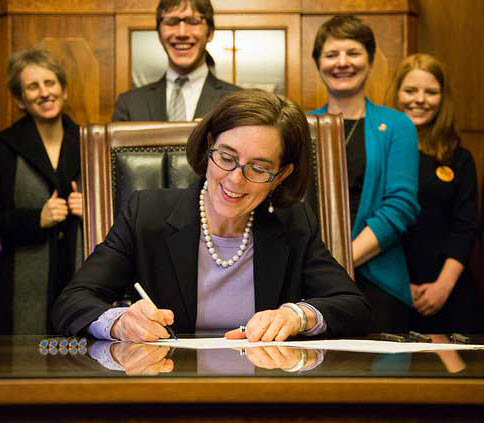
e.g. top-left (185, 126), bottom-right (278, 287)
top-left (1, 335), bottom-right (483, 422)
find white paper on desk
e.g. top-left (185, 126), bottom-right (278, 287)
top-left (148, 338), bottom-right (484, 353)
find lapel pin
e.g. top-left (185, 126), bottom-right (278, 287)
top-left (378, 123), bottom-right (387, 131)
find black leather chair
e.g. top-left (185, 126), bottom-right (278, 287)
top-left (80, 115), bottom-right (353, 276)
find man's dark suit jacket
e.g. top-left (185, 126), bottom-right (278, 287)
top-left (112, 72), bottom-right (241, 121)
top-left (53, 180), bottom-right (372, 337)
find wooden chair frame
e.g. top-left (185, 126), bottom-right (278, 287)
top-left (80, 115), bottom-right (353, 276)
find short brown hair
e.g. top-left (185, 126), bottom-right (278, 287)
top-left (312, 15), bottom-right (376, 68)
top-left (156, 0), bottom-right (214, 34)
top-left (386, 53), bottom-right (459, 163)
top-left (186, 90), bottom-right (312, 208)
top-left (7, 47), bottom-right (67, 100)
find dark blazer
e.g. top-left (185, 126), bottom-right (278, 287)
top-left (53, 180), bottom-right (372, 337)
top-left (112, 72), bottom-right (241, 121)
top-left (0, 114), bottom-right (82, 334)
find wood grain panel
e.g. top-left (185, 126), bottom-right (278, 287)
top-left (113, 0), bottom-right (301, 14)
top-left (1, 377), bottom-right (484, 405)
top-left (43, 38), bottom-right (100, 123)
top-left (416, 0), bottom-right (484, 326)
top-left (0, 15), bottom-right (12, 131)
top-left (404, 13), bottom-right (418, 54)
top-left (302, 0), bottom-right (418, 14)
top-left (212, 0), bottom-right (301, 13)
top-left (3, 0), bottom-right (114, 13)
top-left (302, 14), bottom-right (413, 111)
top-left (115, 14), bottom-right (153, 102)
top-left (417, 0), bottom-right (483, 131)
top-left (461, 131), bottom-right (484, 212)
top-left (461, 130), bottom-right (484, 309)
top-left (113, 0), bottom-right (158, 13)
top-left (11, 14), bottom-right (114, 125)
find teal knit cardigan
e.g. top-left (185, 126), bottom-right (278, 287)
top-left (309, 98), bottom-right (420, 305)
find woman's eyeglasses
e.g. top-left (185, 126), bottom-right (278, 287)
top-left (209, 148), bottom-right (282, 183)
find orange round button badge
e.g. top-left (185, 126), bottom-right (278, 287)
top-left (436, 165), bottom-right (454, 182)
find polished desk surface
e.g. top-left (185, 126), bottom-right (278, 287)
top-left (1, 334), bottom-right (484, 422)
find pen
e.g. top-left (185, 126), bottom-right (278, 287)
top-left (134, 282), bottom-right (178, 340)
top-left (408, 331), bottom-right (432, 343)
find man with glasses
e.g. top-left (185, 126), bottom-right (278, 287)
top-left (113, 0), bottom-right (240, 122)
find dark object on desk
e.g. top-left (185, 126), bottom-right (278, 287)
top-left (408, 331), bottom-right (432, 343)
top-left (450, 333), bottom-right (471, 344)
top-left (377, 333), bottom-right (406, 342)
top-left (39, 337), bottom-right (88, 353)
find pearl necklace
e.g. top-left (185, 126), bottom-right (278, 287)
top-left (199, 181), bottom-right (254, 268)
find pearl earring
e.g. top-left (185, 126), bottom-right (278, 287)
top-left (268, 192), bottom-right (274, 213)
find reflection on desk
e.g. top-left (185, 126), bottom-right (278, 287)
top-left (93, 341), bottom-right (324, 375)
top-left (1, 335), bottom-right (484, 423)
top-left (1, 335), bottom-right (484, 379)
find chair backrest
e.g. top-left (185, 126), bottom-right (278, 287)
top-left (80, 115), bottom-right (353, 276)
top-left (306, 114), bottom-right (353, 277)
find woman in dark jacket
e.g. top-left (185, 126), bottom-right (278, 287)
top-left (0, 47), bottom-right (83, 334)
top-left (53, 90), bottom-right (372, 343)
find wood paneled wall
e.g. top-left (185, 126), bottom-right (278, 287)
top-left (9, 15), bottom-right (114, 125)
top-left (0, 0), bottom-right (482, 299)
top-left (417, 0), bottom-right (484, 207)
top-left (417, 0), bottom-right (484, 295)
top-left (0, 0), bottom-right (416, 129)
top-left (1, 0), bottom-right (482, 207)
top-left (0, 1), bottom-right (115, 129)
top-left (302, 12), bottom-right (417, 111)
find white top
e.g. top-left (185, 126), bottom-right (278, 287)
top-left (166, 64), bottom-right (209, 121)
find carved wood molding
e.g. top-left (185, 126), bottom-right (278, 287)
top-left (1, 0), bottom-right (417, 15)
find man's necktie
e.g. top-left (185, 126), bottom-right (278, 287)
top-left (168, 76), bottom-right (189, 121)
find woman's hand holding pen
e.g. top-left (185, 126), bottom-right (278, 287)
top-left (111, 299), bottom-right (175, 342)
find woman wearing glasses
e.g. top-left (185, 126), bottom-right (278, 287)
top-left (53, 90), bottom-right (371, 342)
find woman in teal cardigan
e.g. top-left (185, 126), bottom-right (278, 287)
top-left (309, 15), bottom-right (420, 331)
